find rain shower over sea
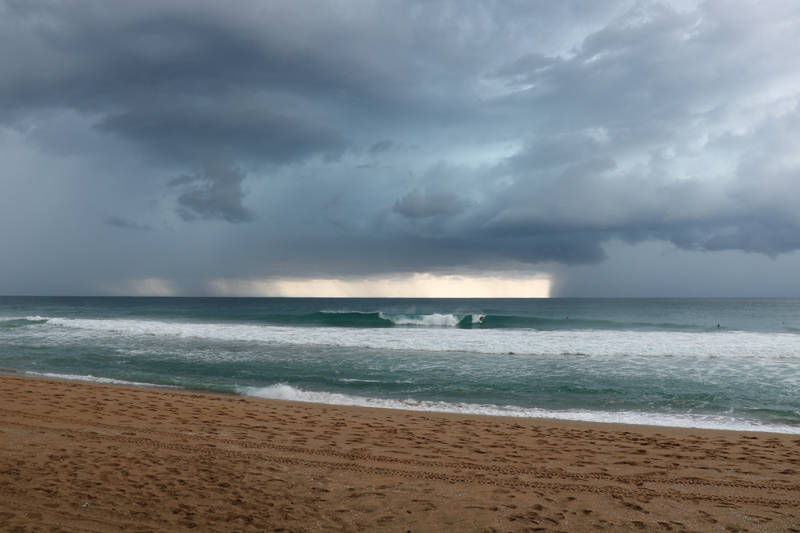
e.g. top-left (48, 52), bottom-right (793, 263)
top-left (2, 297), bottom-right (799, 433)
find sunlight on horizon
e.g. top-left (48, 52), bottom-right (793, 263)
top-left (102, 278), bottom-right (179, 297)
top-left (208, 273), bottom-right (551, 298)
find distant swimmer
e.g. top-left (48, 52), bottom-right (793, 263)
top-left (716, 324), bottom-right (721, 328)
top-left (566, 316), bottom-right (569, 319)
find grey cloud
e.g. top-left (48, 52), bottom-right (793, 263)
top-left (103, 214), bottom-right (152, 231)
top-left (507, 134), bottom-right (605, 172)
top-left (96, 104), bottom-right (348, 222)
top-left (369, 139), bottom-right (394, 154)
top-left (3, 0), bottom-right (800, 296)
top-left (0, 4), bottom-right (353, 111)
top-left (0, 1), bottom-right (354, 223)
top-left (493, 52), bottom-right (560, 79)
top-left (172, 165), bottom-right (254, 224)
top-left (393, 189), bottom-right (464, 219)
top-left (460, 0), bottom-right (800, 264)
top-left (95, 104), bottom-right (349, 166)
top-left (491, 2), bottom-right (796, 138)
top-left (482, 140), bottom-right (797, 261)
top-left (702, 221), bottom-right (800, 258)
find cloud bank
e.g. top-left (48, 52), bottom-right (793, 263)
top-left (1, 0), bottom-right (799, 296)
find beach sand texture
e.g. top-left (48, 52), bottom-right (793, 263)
top-left (1, 375), bottom-right (799, 532)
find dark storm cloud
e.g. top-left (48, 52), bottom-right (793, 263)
top-left (0, 1), bottom-right (362, 110)
top-left (0, 0), bottom-right (353, 222)
top-left (457, 0), bottom-right (800, 264)
top-left (393, 189), bottom-right (464, 219)
top-left (95, 105), bottom-right (349, 166)
top-left (170, 165), bottom-right (254, 223)
top-left (103, 214), bottom-right (152, 231)
top-left (2, 0), bottom-right (800, 295)
top-left (702, 220), bottom-right (800, 258)
top-left (95, 103), bottom-right (349, 219)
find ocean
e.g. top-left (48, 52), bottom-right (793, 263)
top-left (1, 297), bottom-right (799, 433)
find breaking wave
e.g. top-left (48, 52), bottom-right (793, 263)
top-left (37, 317), bottom-right (800, 359)
top-left (238, 384), bottom-right (800, 434)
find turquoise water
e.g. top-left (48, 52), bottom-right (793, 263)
top-left (1, 297), bottom-right (799, 433)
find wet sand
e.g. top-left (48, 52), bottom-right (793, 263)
top-left (0, 374), bottom-right (798, 532)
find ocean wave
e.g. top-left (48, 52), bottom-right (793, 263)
top-left (238, 384), bottom-right (800, 434)
top-left (288, 311), bottom-right (701, 330)
top-left (40, 317), bottom-right (800, 359)
top-left (384, 312), bottom-right (463, 327)
top-left (322, 311), bottom-right (476, 327)
top-left (0, 316), bottom-right (49, 328)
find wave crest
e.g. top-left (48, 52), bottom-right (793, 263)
top-left (38, 317), bottom-right (800, 359)
top-left (0, 316), bottom-right (49, 328)
top-left (386, 313), bottom-right (462, 327)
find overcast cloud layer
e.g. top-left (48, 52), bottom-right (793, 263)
top-left (2, 0), bottom-right (800, 296)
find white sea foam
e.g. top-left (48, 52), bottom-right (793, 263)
top-left (239, 384), bottom-right (800, 434)
top-left (42, 317), bottom-right (800, 359)
top-left (24, 371), bottom-right (178, 389)
top-left (0, 316), bottom-right (48, 323)
top-left (387, 313), bottom-right (462, 326)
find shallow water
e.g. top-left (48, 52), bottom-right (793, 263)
top-left (2, 297), bottom-right (799, 433)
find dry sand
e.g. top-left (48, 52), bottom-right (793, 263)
top-left (0, 374), bottom-right (799, 532)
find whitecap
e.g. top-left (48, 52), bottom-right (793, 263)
top-left (237, 384), bottom-right (800, 434)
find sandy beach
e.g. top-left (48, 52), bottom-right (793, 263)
top-left (0, 374), bottom-right (798, 532)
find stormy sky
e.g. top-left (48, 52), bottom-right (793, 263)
top-left (2, 0), bottom-right (800, 297)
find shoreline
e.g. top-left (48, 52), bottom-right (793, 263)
top-left (5, 369), bottom-right (799, 436)
top-left (2, 373), bottom-right (799, 532)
